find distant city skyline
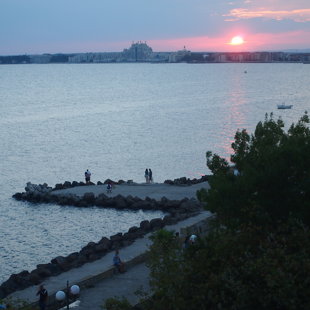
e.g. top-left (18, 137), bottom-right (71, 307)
top-left (1, 0), bottom-right (309, 55)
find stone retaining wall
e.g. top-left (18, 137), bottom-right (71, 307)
top-left (1, 183), bottom-right (204, 299)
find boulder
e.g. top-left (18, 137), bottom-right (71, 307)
top-left (110, 233), bottom-right (123, 243)
top-left (79, 242), bottom-right (96, 257)
top-left (28, 271), bottom-right (41, 285)
top-left (0, 287), bottom-right (5, 299)
top-left (12, 192), bottom-right (22, 200)
top-left (131, 201), bottom-right (152, 210)
top-left (150, 218), bottom-right (164, 230)
top-left (162, 215), bottom-right (174, 225)
top-left (128, 226), bottom-right (139, 234)
top-left (66, 252), bottom-right (79, 263)
top-left (76, 254), bottom-right (88, 266)
top-left (164, 179), bottom-right (174, 185)
top-left (36, 267), bottom-right (52, 278)
top-left (63, 181), bottom-right (72, 188)
top-left (54, 183), bottom-right (64, 190)
top-left (98, 237), bottom-right (111, 250)
top-left (114, 196), bottom-right (127, 209)
top-left (76, 200), bottom-right (89, 208)
top-left (58, 196), bottom-right (71, 206)
top-left (123, 231), bottom-right (142, 241)
top-left (49, 194), bottom-right (59, 203)
top-left (139, 220), bottom-right (151, 231)
top-left (83, 192), bottom-right (96, 204)
top-left (105, 198), bottom-right (117, 208)
top-left (51, 256), bottom-right (71, 271)
top-left (98, 193), bottom-right (108, 200)
top-left (179, 200), bottom-right (201, 213)
top-left (95, 243), bottom-right (108, 253)
top-left (72, 181), bottom-right (80, 187)
top-left (38, 263), bottom-right (61, 276)
top-left (104, 179), bottom-right (115, 184)
top-left (160, 196), bottom-right (168, 204)
top-left (2, 271), bottom-right (31, 293)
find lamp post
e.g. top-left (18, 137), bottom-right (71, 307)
top-left (56, 281), bottom-right (80, 309)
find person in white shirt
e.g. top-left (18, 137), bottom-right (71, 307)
top-left (85, 169), bottom-right (91, 184)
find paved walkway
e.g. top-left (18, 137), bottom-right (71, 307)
top-left (77, 263), bottom-right (150, 310)
top-left (8, 211), bottom-right (211, 309)
top-left (53, 182), bottom-right (210, 201)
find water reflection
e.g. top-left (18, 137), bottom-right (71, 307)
top-left (220, 69), bottom-right (247, 161)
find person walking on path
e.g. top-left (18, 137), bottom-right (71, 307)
top-left (144, 169), bottom-right (149, 183)
top-left (36, 284), bottom-right (48, 310)
top-left (149, 168), bottom-right (153, 183)
top-left (85, 169), bottom-right (91, 184)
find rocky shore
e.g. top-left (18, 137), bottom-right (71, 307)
top-left (1, 177), bottom-right (208, 299)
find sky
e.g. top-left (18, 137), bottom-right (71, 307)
top-left (0, 0), bottom-right (309, 55)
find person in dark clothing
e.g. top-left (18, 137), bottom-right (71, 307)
top-left (85, 169), bottom-right (91, 184)
top-left (144, 169), bottom-right (149, 183)
top-left (113, 249), bottom-right (125, 273)
top-left (149, 169), bottom-right (153, 183)
top-left (36, 284), bottom-right (48, 310)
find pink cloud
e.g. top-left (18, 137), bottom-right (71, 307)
top-left (225, 8), bottom-right (310, 22)
top-left (148, 30), bottom-right (310, 52)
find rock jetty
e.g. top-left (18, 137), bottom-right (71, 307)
top-left (2, 177), bottom-right (208, 299)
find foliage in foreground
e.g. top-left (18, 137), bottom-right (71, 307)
top-left (146, 224), bottom-right (310, 310)
top-left (197, 112), bottom-right (310, 227)
top-left (102, 296), bottom-right (132, 310)
top-left (145, 114), bottom-right (310, 310)
top-left (0, 297), bottom-right (32, 310)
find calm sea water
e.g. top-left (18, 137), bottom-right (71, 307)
top-left (0, 63), bottom-right (309, 283)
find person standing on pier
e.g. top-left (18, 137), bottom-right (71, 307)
top-left (36, 284), bottom-right (48, 310)
top-left (144, 169), bottom-right (149, 183)
top-left (85, 169), bottom-right (91, 184)
top-left (149, 168), bottom-right (153, 183)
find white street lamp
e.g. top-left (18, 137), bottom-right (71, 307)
top-left (56, 281), bottom-right (80, 309)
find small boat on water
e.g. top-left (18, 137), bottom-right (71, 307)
top-left (277, 103), bottom-right (293, 109)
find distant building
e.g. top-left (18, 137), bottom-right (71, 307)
top-left (1, 45), bottom-right (309, 65)
top-left (29, 54), bottom-right (52, 64)
top-left (68, 52), bottom-right (122, 63)
top-left (169, 46), bottom-right (191, 63)
top-left (122, 41), bottom-right (153, 62)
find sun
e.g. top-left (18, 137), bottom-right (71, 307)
top-left (230, 36), bottom-right (244, 45)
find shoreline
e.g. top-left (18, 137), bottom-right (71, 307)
top-left (1, 179), bottom-right (210, 299)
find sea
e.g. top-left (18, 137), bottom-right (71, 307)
top-left (0, 63), bottom-right (309, 284)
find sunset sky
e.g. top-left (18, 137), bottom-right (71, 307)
top-left (0, 0), bottom-right (309, 55)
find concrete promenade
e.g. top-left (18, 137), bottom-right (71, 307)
top-left (8, 211), bottom-right (212, 309)
top-left (52, 182), bottom-right (210, 201)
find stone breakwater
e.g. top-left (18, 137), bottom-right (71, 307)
top-left (1, 180), bottom-right (205, 299)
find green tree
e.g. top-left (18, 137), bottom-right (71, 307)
top-left (146, 229), bottom-right (186, 310)
top-left (146, 224), bottom-right (310, 310)
top-left (146, 114), bottom-right (310, 310)
top-left (198, 112), bottom-right (310, 227)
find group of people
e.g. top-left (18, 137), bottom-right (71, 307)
top-left (85, 168), bottom-right (154, 185)
top-left (144, 168), bottom-right (153, 183)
